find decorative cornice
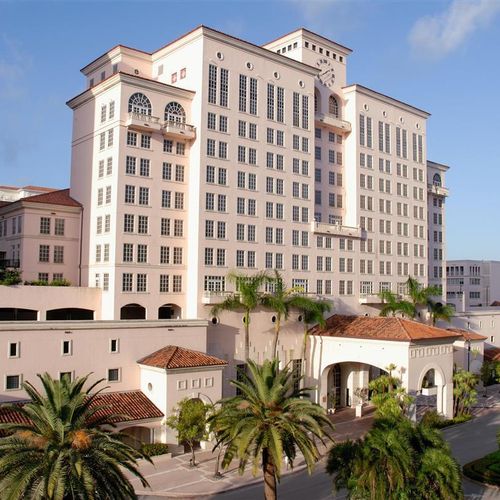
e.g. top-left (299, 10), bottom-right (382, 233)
top-left (0, 319), bottom-right (209, 332)
top-left (66, 72), bottom-right (195, 109)
top-left (342, 83), bottom-right (430, 119)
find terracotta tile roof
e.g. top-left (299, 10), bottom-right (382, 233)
top-left (484, 347), bottom-right (500, 362)
top-left (490, 301), bottom-right (500, 307)
top-left (21, 188), bottom-right (81, 208)
top-left (138, 345), bottom-right (227, 369)
top-left (446, 328), bottom-right (487, 341)
top-left (309, 315), bottom-right (463, 342)
top-left (22, 185), bottom-right (58, 192)
top-left (0, 390), bottom-right (163, 427)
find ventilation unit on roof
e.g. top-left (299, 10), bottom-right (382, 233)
top-left (134, 69), bottom-right (139, 75)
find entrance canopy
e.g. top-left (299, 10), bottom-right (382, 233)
top-left (308, 315), bottom-right (462, 418)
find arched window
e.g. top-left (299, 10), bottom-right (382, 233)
top-left (164, 102), bottom-right (186, 123)
top-left (314, 89), bottom-right (321, 113)
top-left (329, 95), bottom-right (339, 118)
top-left (128, 93), bottom-right (152, 115)
top-left (433, 173), bottom-right (442, 186)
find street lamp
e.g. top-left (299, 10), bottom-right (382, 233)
top-left (465, 338), bottom-right (471, 371)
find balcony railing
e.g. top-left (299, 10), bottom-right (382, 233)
top-left (0, 259), bottom-right (20, 269)
top-left (162, 120), bottom-right (196, 140)
top-left (427, 184), bottom-right (449, 197)
top-left (126, 112), bottom-right (162, 132)
top-left (311, 221), bottom-right (364, 239)
top-left (315, 112), bottom-right (352, 134)
top-left (359, 293), bottom-right (383, 305)
top-left (202, 290), bottom-right (235, 305)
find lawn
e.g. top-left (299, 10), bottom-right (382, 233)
top-left (463, 449), bottom-right (500, 487)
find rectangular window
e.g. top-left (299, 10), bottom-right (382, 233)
top-left (140, 134), bottom-right (151, 149)
top-left (6, 375), bottom-right (21, 390)
top-left (127, 131), bottom-right (137, 147)
top-left (39, 245), bottom-right (49, 262)
top-left (107, 368), bottom-right (120, 382)
top-left (136, 273), bottom-right (147, 292)
top-left (40, 217), bottom-right (51, 235)
top-left (219, 68), bottom-right (229, 107)
top-left (53, 245), bottom-right (64, 264)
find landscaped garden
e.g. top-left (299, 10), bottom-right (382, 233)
top-left (463, 431), bottom-right (500, 487)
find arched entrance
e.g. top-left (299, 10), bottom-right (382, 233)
top-left (121, 426), bottom-right (152, 448)
top-left (322, 362), bottom-right (387, 410)
top-left (417, 364), bottom-right (449, 416)
top-left (120, 303), bottom-right (146, 320)
top-left (158, 303), bottom-right (181, 320)
top-left (46, 308), bottom-right (94, 321)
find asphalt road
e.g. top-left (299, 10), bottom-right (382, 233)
top-left (211, 409), bottom-right (500, 500)
top-left (209, 459), bottom-right (345, 500)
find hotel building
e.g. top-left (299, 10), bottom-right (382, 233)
top-left (0, 26), bottom-right (468, 430)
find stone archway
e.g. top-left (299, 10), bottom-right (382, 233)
top-left (321, 361), bottom-right (388, 411)
top-left (120, 303), bottom-right (146, 320)
top-left (417, 363), bottom-right (451, 417)
top-left (158, 303), bottom-right (181, 319)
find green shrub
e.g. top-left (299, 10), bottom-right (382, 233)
top-left (50, 279), bottom-right (71, 287)
top-left (141, 443), bottom-right (169, 457)
top-left (463, 450), bottom-right (500, 486)
top-left (24, 280), bottom-right (48, 286)
top-left (0, 269), bottom-right (22, 286)
top-left (421, 410), bottom-right (444, 428)
top-left (421, 411), bottom-right (472, 429)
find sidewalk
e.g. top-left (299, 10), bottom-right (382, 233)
top-left (129, 407), bottom-right (375, 499)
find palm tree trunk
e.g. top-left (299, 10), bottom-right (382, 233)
top-left (300, 322), bottom-right (309, 378)
top-left (272, 316), bottom-right (281, 359)
top-left (244, 310), bottom-right (250, 361)
top-left (262, 449), bottom-right (277, 500)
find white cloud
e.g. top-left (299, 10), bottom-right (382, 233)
top-left (409, 0), bottom-right (500, 58)
top-left (0, 35), bottom-right (31, 100)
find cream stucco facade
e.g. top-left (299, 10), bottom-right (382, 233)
top-left (0, 26), bottom-right (469, 435)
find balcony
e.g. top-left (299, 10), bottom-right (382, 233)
top-left (0, 259), bottom-right (20, 269)
top-left (126, 112), bottom-right (162, 132)
top-left (162, 120), bottom-right (196, 141)
top-left (427, 184), bottom-right (449, 197)
top-left (359, 294), bottom-right (383, 305)
top-left (202, 291), bottom-right (235, 305)
top-left (315, 113), bottom-right (352, 134)
top-left (311, 221), bottom-right (364, 239)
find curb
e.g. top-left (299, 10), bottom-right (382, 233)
top-left (136, 461), bottom-right (311, 498)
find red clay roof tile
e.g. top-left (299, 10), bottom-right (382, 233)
top-left (309, 315), bottom-right (463, 342)
top-left (21, 188), bottom-right (81, 208)
top-left (0, 390), bottom-right (163, 426)
top-left (446, 328), bottom-right (487, 341)
top-left (138, 345), bottom-right (227, 369)
top-left (484, 347), bottom-right (500, 362)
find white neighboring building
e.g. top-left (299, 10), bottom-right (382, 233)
top-left (447, 260), bottom-right (500, 311)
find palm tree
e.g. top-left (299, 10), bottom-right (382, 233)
top-left (211, 271), bottom-right (268, 362)
top-left (327, 375), bottom-right (463, 499)
top-left (410, 423), bottom-right (463, 499)
top-left (378, 290), bottom-right (414, 317)
top-left (427, 299), bottom-right (454, 326)
top-left (209, 359), bottom-right (334, 500)
top-left (405, 276), bottom-right (442, 318)
top-left (298, 298), bottom-right (331, 378)
top-left (0, 372), bottom-right (150, 500)
top-left (260, 271), bottom-right (313, 358)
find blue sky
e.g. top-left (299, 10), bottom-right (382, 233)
top-left (1, 0), bottom-right (499, 259)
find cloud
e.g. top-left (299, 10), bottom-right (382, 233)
top-left (290, 0), bottom-right (362, 39)
top-left (0, 35), bottom-right (32, 100)
top-left (409, 0), bottom-right (500, 58)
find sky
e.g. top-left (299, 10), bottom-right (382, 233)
top-left (0, 0), bottom-right (499, 260)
